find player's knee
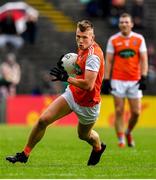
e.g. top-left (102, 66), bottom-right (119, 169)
top-left (37, 118), bottom-right (49, 129)
top-left (116, 108), bottom-right (124, 117)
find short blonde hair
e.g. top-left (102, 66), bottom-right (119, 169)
top-left (77, 20), bottom-right (94, 32)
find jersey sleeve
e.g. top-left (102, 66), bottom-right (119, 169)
top-left (139, 36), bottom-right (147, 52)
top-left (86, 54), bottom-right (100, 72)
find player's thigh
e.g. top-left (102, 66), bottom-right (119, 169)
top-left (128, 98), bottom-right (141, 114)
top-left (78, 122), bottom-right (95, 138)
top-left (40, 95), bottom-right (72, 124)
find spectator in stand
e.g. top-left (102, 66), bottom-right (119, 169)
top-left (109, 0), bottom-right (127, 27)
top-left (0, 11), bottom-right (24, 50)
top-left (0, 53), bottom-right (21, 97)
top-left (148, 65), bottom-right (156, 84)
top-left (0, 2), bottom-right (39, 47)
top-left (148, 42), bottom-right (156, 67)
top-left (23, 13), bottom-right (38, 45)
top-left (21, 3), bottom-right (39, 45)
top-left (80, 0), bottom-right (111, 18)
top-left (131, 0), bottom-right (145, 29)
top-left (85, 0), bottom-right (100, 17)
top-left (147, 42), bottom-right (156, 83)
top-left (98, 0), bottom-right (111, 18)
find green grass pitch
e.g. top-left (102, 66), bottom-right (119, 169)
top-left (0, 125), bottom-right (156, 179)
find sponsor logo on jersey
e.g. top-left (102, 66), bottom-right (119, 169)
top-left (118, 49), bottom-right (136, 58)
top-left (75, 63), bottom-right (82, 75)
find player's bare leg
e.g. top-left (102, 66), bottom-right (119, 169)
top-left (113, 96), bottom-right (126, 147)
top-left (6, 96), bottom-right (72, 163)
top-left (78, 122), bottom-right (106, 165)
top-left (78, 123), bottom-right (101, 148)
top-left (25, 96), bottom-right (72, 150)
top-left (125, 98), bottom-right (141, 147)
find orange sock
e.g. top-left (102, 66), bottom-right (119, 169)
top-left (93, 145), bottom-right (101, 152)
top-left (117, 132), bottom-right (125, 142)
top-left (23, 146), bottom-right (32, 156)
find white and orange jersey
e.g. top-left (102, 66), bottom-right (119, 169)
top-left (69, 42), bottom-right (105, 107)
top-left (106, 31), bottom-right (147, 80)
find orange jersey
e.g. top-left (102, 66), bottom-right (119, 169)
top-left (69, 42), bottom-right (105, 107)
top-left (106, 32), bottom-right (147, 80)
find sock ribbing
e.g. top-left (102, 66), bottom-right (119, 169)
top-left (23, 146), bottom-right (32, 156)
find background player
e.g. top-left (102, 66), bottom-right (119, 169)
top-left (103, 13), bottom-right (148, 147)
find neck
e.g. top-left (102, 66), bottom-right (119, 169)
top-left (121, 31), bottom-right (131, 37)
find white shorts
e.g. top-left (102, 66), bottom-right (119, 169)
top-left (61, 87), bottom-right (101, 125)
top-left (111, 80), bottom-right (143, 98)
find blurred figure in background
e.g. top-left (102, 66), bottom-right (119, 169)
top-left (131, 0), bottom-right (145, 29)
top-left (0, 53), bottom-right (21, 97)
top-left (109, 0), bottom-right (127, 27)
top-left (98, 0), bottom-right (111, 18)
top-left (0, 11), bottom-right (24, 51)
top-left (80, 0), bottom-right (111, 18)
top-left (147, 42), bottom-right (156, 84)
top-left (21, 2), bottom-right (39, 45)
top-left (0, 53), bottom-right (21, 123)
top-left (0, 1), bottom-right (39, 49)
top-left (84, 0), bottom-right (100, 17)
top-left (103, 13), bottom-right (148, 148)
top-left (22, 14), bottom-right (38, 45)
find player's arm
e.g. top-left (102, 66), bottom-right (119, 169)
top-left (69, 54), bottom-right (100, 91)
top-left (50, 54), bottom-right (99, 91)
top-left (105, 52), bottom-right (114, 79)
top-left (137, 37), bottom-right (148, 90)
top-left (101, 52), bottom-right (113, 94)
top-left (102, 37), bottom-right (114, 94)
top-left (68, 54), bottom-right (100, 91)
top-left (139, 36), bottom-right (148, 77)
top-left (105, 37), bottom-right (114, 79)
top-left (140, 51), bottom-right (148, 77)
top-left (67, 70), bottom-right (98, 91)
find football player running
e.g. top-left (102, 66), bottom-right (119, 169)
top-left (6, 20), bottom-right (106, 165)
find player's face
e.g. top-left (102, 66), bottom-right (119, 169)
top-left (119, 17), bottom-right (134, 36)
top-left (76, 28), bottom-right (94, 50)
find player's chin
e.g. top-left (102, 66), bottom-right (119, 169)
top-left (79, 45), bottom-right (87, 50)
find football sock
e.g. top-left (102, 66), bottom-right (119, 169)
top-left (125, 128), bottom-right (131, 135)
top-left (23, 146), bottom-right (32, 156)
top-left (93, 145), bottom-right (101, 152)
top-left (117, 132), bottom-right (125, 144)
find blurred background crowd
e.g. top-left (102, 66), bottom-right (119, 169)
top-left (0, 0), bottom-right (156, 98)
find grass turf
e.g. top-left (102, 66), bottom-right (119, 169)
top-left (0, 125), bottom-right (156, 179)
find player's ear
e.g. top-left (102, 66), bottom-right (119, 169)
top-left (92, 34), bottom-right (95, 41)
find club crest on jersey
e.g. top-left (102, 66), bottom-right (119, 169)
top-left (133, 40), bottom-right (137, 46)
